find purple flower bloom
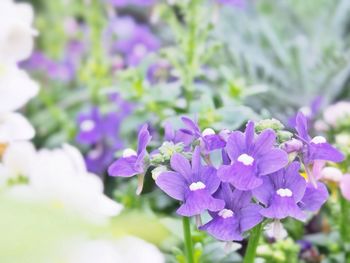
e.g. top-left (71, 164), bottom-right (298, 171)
top-left (216, 0), bottom-right (245, 7)
top-left (200, 183), bottom-right (263, 241)
top-left (298, 182), bottom-right (328, 212)
top-left (288, 96), bottom-right (323, 128)
top-left (218, 121), bottom-right (288, 190)
top-left (76, 107), bottom-right (104, 145)
top-left (163, 121), bottom-right (193, 147)
top-left (295, 112), bottom-right (344, 164)
top-left (108, 124), bottom-right (151, 177)
top-left (180, 117), bottom-right (226, 153)
top-left (86, 143), bottom-right (116, 175)
top-left (156, 147), bottom-right (224, 216)
top-left (252, 162), bottom-right (307, 221)
top-left (108, 16), bottom-right (160, 66)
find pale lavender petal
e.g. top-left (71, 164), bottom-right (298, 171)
top-left (170, 153), bottom-right (192, 182)
top-left (309, 143), bottom-right (344, 163)
top-left (239, 204), bottom-right (263, 232)
top-left (218, 162), bottom-right (262, 190)
top-left (164, 121), bottom-right (174, 141)
top-left (137, 124), bottom-right (151, 155)
top-left (258, 149), bottom-right (288, 175)
top-left (226, 131), bottom-right (246, 161)
top-left (299, 182), bottom-right (328, 212)
top-left (295, 112), bottom-right (311, 141)
top-left (108, 156), bottom-right (139, 177)
top-left (156, 171), bottom-right (187, 201)
top-left (253, 129), bottom-right (276, 156)
top-left (222, 149), bottom-right (230, 165)
top-left (261, 194), bottom-right (306, 221)
top-left (177, 190), bottom-right (224, 216)
top-left (199, 216), bottom-right (242, 241)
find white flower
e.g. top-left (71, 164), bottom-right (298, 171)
top-left (265, 220), bottom-right (287, 241)
top-left (323, 101), bottom-right (350, 128)
top-left (0, 112), bottom-right (35, 143)
top-left (0, 64), bottom-right (39, 113)
top-left (0, 0), bottom-right (37, 63)
top-left (1, 143), bottom-right (123, 222)
top-left (63, 237), bottom-right (165, 263)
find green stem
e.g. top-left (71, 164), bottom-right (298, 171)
top-left (340, 194), bottom-right (350, 262)
top-left (182, 216), bottom-right (194, 263)
top-left (243, 222), bottom-right (263, 263)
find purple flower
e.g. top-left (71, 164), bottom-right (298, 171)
top-left (295, 112), bottom-right (344, 164)
top-left (216, 0), bottom-right (245, 7)
top-left (298, 182), bottom-right (329, 212)
top-left (252, 162), bottom-right (307, 221)
top-left (76, 107), bottom-right (103, 145)
top-left (108, 124), bottom-right (151, 177)
top-left (163, 121), bottom-right (193, 147)
top-left (180, 117), bottom-right (226, 153)
top-left (155, 147), bottom-right (224, 216)
top-left (109, 17), bottom-right (160, 66)
top-left (86, 143), bottom-right (116, 175)
top-left (218, 121), bottom-right (288, 190)
top-left (288, 96), bottom-right (323, 128)
top-left (200, 183), bottom-right (263, 241)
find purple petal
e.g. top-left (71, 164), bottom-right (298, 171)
top-left (252, 176), bottom-right (275, 206)
top-left (239, 204), bottom-right (263, 232)
top-left (199, 215), bottom-right (242, 241)
top-left (191, 146), bottom-right (201, 175)
top-left (296, 112), bottom-right (311, 141)
top-left (108, 156), bottom-right (139, 177)
top-left (308, 143), bottom-right (344, 163)
top-left (253, 129), bottom-right (276, 156)
top-left (156, 171), bottom-right (187, 201)
top-left (181, 117), bottom-right (200, 136)
top-left (199, 166), bottom-right (221, 194)
top-left (164, 121), bottom-right (175, 141)
top-left (258, 149), bottom-right (288, 175)
top-left (177, 190), bottom-right (224, 216)
top-left (222, 149), bottom-right (230, 165)
top-left (283, 162), bottom-right (306, 202)
top-left (226, 131), bottom-right (246, 161)
top-left (260, 194), bottom-right (306, 221)
top-left (137, 124), bottom-right (151, 155)
top-left (174, 130), bottom-right (194, 146)
top-left (299, 182), bottom-right (328, 212)
top-left (170, 153), bottom-right (192, 182)
top-left (245, 121), bottom-right (255, 149)
top-left (213, 183), bottom-right (233, 205)
top-left (218, 163), bottom-right (262, 190)
top-left (203, 134), bottom-right (226, 151)
top-left (230, 190), bottom-right (252, 210)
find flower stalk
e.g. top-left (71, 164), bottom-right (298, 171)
top-left (243, 222), bottom-right (263, 263)
top-left (182, 216), bottom-right (195, 263)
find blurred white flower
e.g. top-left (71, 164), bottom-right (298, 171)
top-left (1, 143), bottom-right (123, 222)
top-left (323, 101), bottom-right (350, 128)
top-left (0, 0), bottom-right (37, 63)
top-left (0, 112), bottom-right (35, 143)
top-left (320, 166), bottom-right (343, 183)
top-left (63, 237), bottom-right (165, 263)
top-left (0, 64), bottom-right (39, 113)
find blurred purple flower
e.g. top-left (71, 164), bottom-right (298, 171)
top-left (200, 183), bottom-right (263, 241)
top-left (288, 96), bottom-right (323, 128)
top-left (253, 162), bottom-right (307, 221)
top-left (156, 146), bottom-right (224, 216)
top-left (107, 16), bottom-right (160, 66)
top-left (216, 0), bottom-right (245, 7)
top-left (76, 107), bottom-right (104, 145)
top-left (108, 124), bottom-right (151, 177)
top-left (218, 121), bottom-right (288, 190)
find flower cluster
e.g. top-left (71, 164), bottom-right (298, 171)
top-left (109, 113), bottom-right (343, 241)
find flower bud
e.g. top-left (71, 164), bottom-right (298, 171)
top-left (320, 167), bottom-right (342, 183)
top-left (282, 139), bottom-right (303, 153)
top-left (256, 118), bottom-right (284, 133)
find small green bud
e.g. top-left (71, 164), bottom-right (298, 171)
top-left (256, 118), bottom-right (285, 133)
top-left (277, 130), bottom-right (293, 143)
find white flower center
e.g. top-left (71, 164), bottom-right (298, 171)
top-left (311, 136), bottom-right (327, 144)
top-left (122, 148), bottom-right (137, 158)
top-left (218, 209), bottom-right (234, 219)
top-left (202, 128), bottom-right (215, 137)
top-left (189, 181), bottom-right (206, 191)
top-left (80, 119), bottom-right (95, 132)
top-left (237, 154), bottom-right (254, 166)
top-left (276, 188), bottom-right (293, 197)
